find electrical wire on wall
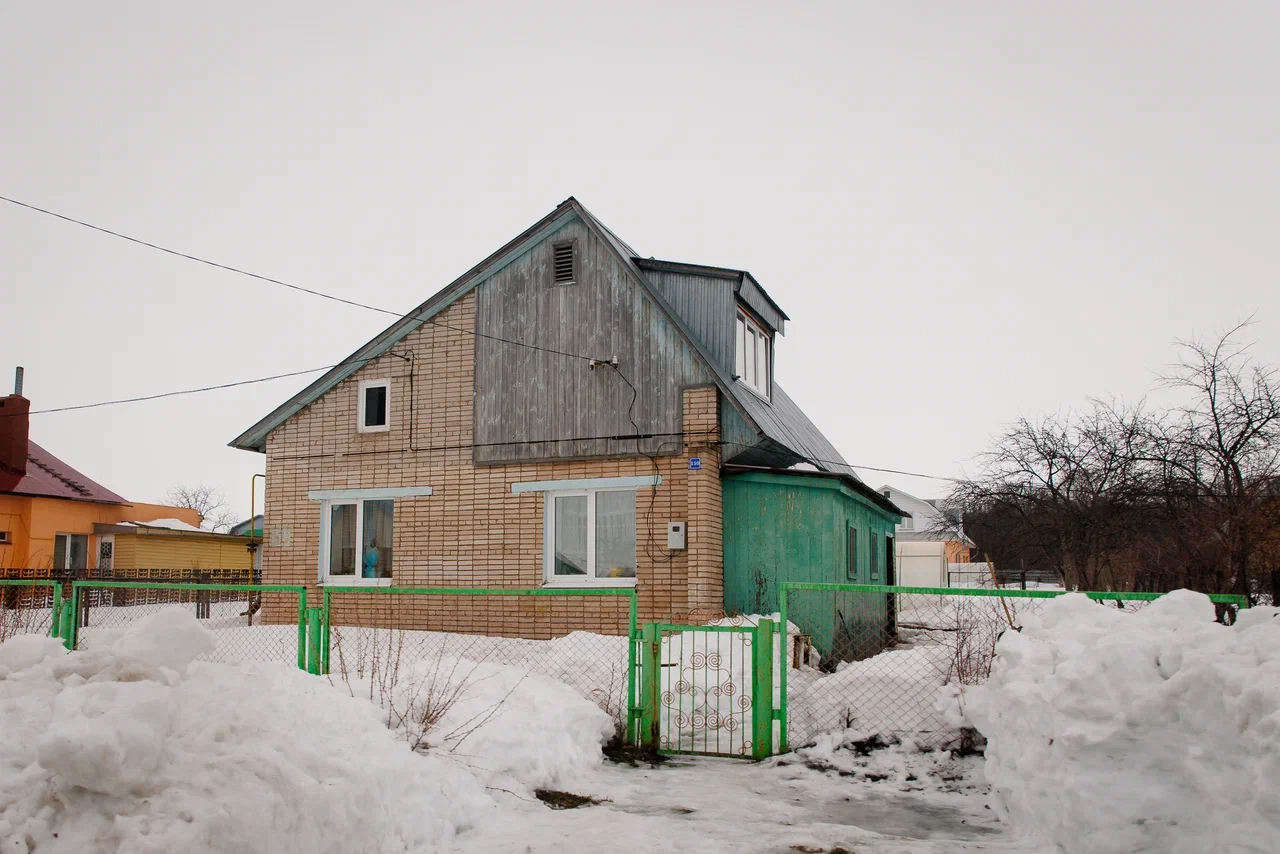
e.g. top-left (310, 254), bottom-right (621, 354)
top-left (601, 361), bottom-right (681, 565)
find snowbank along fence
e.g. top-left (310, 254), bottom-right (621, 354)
top-left (320, 586), bottom-right (640, 739)
top-left (778, 582), bottom-right (1250, 750)
top-left (67, 580), bottom-right (309, 667)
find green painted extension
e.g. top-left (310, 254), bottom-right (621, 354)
top-left (723, 471), bottom-right (905, 668)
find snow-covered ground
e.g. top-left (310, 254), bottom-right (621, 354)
top-left (445, 745), bottom-right (1049, 854)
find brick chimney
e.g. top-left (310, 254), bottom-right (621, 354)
top-left (0, 368), bottom-right (30, 476)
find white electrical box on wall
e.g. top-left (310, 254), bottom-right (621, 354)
top-left (667, 522), bottom-right (687, 550)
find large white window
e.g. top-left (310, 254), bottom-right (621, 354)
top-left (735, 310), bottom-right (770, 398)
top-left (545, 488), bottom-right (637, 586)
top-left (311, 486), bottom-right (431, 584)
top-left (322, 499), bottom-right (395, 582)
top-left (358, 379), bottom-right (390, 433)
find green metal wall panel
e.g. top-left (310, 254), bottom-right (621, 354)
top-left (723, 472), bottom-right (901, 665)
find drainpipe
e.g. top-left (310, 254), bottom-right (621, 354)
top-left (249, 473), bottom-right (265, 583)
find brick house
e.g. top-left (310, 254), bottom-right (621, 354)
top-left (231, 198), bottom-right (902, 633)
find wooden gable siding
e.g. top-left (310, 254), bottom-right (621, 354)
top-left (719, 402), bottom-right (761, 462)
top-left (644, 269), bottom-right (737, 376)
top-left (737, 275), bottom-right (786, 335)
top-left (473, 217), bottom-right (714, 463)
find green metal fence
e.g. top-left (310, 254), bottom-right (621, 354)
top-left (69, 581), bottom-right (309, 667)
top-left (319, 586), bottom-right (640, 739)
top-left (0, 579), bottom-right (69, 646)
top-left (778, 582), bottom-right (1250, 751)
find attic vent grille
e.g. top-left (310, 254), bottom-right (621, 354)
top-left (552, 241), bottom-right (575, 285)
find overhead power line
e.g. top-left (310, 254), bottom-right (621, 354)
top-left (1, 195), bottom-right (966, 483)
top-left (803, 456), bottom-right (960, 483)
top-left (9, 360), bottom-right (387, 415)
top-left (0, 194), bottom-right (598, 363)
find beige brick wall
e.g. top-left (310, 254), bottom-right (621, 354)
top-left (261, 293), bottom-right (725, 634)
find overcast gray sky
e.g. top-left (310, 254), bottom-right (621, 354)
top-left (2, 1), bottom-right (1277, 520)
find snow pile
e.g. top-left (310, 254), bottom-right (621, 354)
top-left (0, 608), bottom-right (495, 853)
top-left (788, 642), bottom-right (955, 747)
top-left (339, 654), bottom-right (615, 793)
top-left (965, 591), bottom-right (1280, 854)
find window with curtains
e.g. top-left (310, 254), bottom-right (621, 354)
top-left (53, 533), bottom-right (89, 571)
top-left (735, 310), bottom-right (771, 398)
top-left (324, 499), bottom-right (394, 582)
top-left (545, 488), bottom-right (637, 585)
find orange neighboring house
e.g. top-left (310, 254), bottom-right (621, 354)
top-left (0, 375), bottom-right (249, 574)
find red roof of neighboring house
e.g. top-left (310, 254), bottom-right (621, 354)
top-left (0, 440), bottom-right (127, 504)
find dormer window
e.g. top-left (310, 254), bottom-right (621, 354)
top-left (735, 310), bottom-right (770, 397)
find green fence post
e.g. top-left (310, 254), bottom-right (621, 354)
top-left (625, 592), bottom-right (639, 744)
top-left (297, 588), bottom-right (308, 671)
top-left (752, 618), bottom-right (775, 759)
top-left (62, 583), bottom-right (81, 650)
top-left (306, 606), bottom-right (322, 675)
top-left (49, 582), bottom-right (63, 641)
top-left (778, 586), bottom-right (789, 754)
top-left (321, 590), bottom-right (331, 676)
top-left (639, 623), bottom-right (660, 749)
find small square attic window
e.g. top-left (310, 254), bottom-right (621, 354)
top-left (358, 379), bottom-right (390, 433)
top-left (552, 240), bottom-right (577, 285)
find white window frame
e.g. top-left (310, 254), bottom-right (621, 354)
top-left (357, 378), bottom-right (391, 433)
top-left (312, 486), bottom-right (431, 585)
top-left (735, 310), bottom-right (770, 399)
top-left (541, 487), bottom-right (639, 588)
top-left (53, 532), bottom-right (90, 570)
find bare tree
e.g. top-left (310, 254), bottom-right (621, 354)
top-left (950, 323), bottom-right (1280, 604)
top-left (1146, 321), bottom-right (1280, 602)
top-left (165, 483), bottom-right (239, 533)
top-left (949, 399), bottom-right (1149, 590)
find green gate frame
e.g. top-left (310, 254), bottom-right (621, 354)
top-left (637, 618), bottom-right (775, 759)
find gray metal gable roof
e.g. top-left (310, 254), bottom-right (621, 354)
top-left (725, 383), bottom-right (856, 478)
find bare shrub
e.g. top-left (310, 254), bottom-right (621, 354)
top-left (935, 595), bottom-right (1021, 686)
top-left (0, 596), bottom-right (47, 644)
top-left (329, 624), bottom-right (521, 753)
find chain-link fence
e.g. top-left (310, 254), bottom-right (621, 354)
top-left (321, 587), bottom-right (639, 737)
top-left (779, 583), bottom-right (1249, 750)
top-left (0, 580), bottom-right (61, 644)
top-left (71, 581), bottom-right (307, 667)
